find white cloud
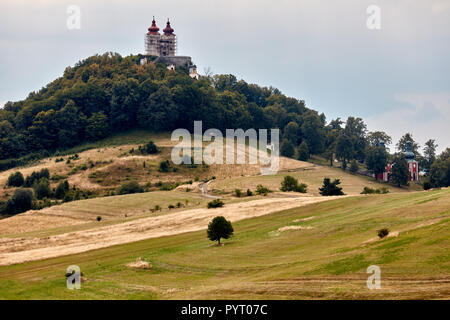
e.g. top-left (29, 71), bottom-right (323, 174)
top-left (366, 92), bottom-right (450, 154)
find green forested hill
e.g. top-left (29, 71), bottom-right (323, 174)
top-left (0, 52), bottom-right (319, 161)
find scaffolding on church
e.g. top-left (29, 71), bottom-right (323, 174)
top-left (144, 18), bottom-right (177, 57)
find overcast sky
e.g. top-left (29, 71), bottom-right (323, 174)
top-left (1, 0), bottom-right (449, 153)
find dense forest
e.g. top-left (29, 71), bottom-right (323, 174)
top-left (0, 52), bottom-right (448, 187)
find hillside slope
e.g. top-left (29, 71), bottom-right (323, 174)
top-left (0, 188), bottom-right (448, 299)
top-left (0, 131), bottom-right (410, 241)
top-left (0, 130), bottom-right (408, 202)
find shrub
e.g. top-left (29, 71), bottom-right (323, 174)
top-left (7, 172), bottom-right (24, 187)
top-left (138, 141), bottom-right (158, 155)
top-left (207, 199), bottom-right (224, 208)
top-left (51, 174), bottom-right (68, 181)
top-left (246, 189), bottom-right (253, 196)
top-left (377, 228), bottom-right (389, 239)
top-left (144, 141), bottom-right (158, 154)
top-left (32, 198), bottom-right (52, 210)
top-left (159, 182), bottom-right (178, 191)
top-left (154, 181), bottom-right (163, 187)
top-left (361, 186), bottom-right (389, 194)
top-left (379, 187), bottom-right (389, 194)
top-left (24, 168), bottom-right (50, 187)
top-left (207, 216), bottom-right (234, 245)
top-left (118, 181), bottom-right (144, 195)
top-left (55, 181), bottom-right (69, 199)
top-left (234, 189), bottom-right (242, 197)
top-left (423, 181), bottom-right (432, 190)
top-left (280, 175), bottom-right (308, 193)
top-left (256, 184), bottom-right (272, 196)
top-left (319, 178), bottom-right (344, 196)
top-left (68, 154), bottom-right (79, 161)
top-left (33, 178), bottom-right (51, 200)
top-left (361, 187), bottom-right (375, 194)
top-left (63, 193), bottom-right (73, 203)
top-left (5, 188), bottom-right (33, 215)
top-left (151, 205), bottom-right (161, 212)
top-left (158, 160), bottom-right (170, 172)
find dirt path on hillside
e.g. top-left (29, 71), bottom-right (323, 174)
top-left (0, 195), bottom-right (339, 266)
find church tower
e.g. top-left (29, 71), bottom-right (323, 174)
top-left (405, 141), bottom-right (419, 181)
top-left (145, 17), bottom-right (161, 56)
top-left (145, 17), bottom-right (176, 57)
top-left (141, 17), bottom-right (194, 73)
top-left (160, 19), bottom-right (177, 56)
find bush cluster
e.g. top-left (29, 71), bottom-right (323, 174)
top-left (361, 186), bottom-right (389, 194)
top-left (207, 199), bottom-right (224, 209)
top-left (280, 176), bottom-right (307, 193)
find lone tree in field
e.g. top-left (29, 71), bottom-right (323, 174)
top-left (319, 178), bottom-right (344, 196)
top-left (207, 216), bottom-right (234, 245)
top-left (377, 228), bottom-right (389, 239)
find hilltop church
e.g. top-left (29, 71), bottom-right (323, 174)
top-left (376, 141), bottom-right (419, 182)
top-left (140, 17), bottom-right (199, 80)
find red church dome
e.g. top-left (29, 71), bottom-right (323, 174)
top-left (163, 19), bottom-right (175, 36)
top-left (147, 17), bottom-right (160, 35)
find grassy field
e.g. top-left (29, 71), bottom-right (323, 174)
top-left (0, 129), bottom-right (414, 201)
top-left (212, 164), bottom-right (409, 196)
top-left (0, 188), bottom-right (448, 299)
top-left (0, 191), bottom-right (211, 238)
top-left (0, 130), bottom-right (442, 299)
